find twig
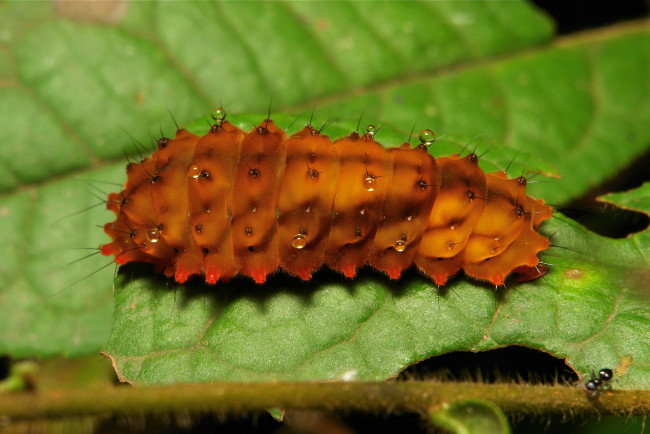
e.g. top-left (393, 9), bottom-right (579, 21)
top-left (1, 382), bottom-right (649, 421)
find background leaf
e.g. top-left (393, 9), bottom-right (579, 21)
top-left (600, 182), bottom-right (650, 213)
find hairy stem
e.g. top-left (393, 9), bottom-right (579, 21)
top-left (1, 382), bottom-right (649, 421)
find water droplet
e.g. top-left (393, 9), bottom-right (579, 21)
top-left (147, 228), bottom-right (161, 243)
top-left (245, 227), bottom-right (252, 237)
top-left (365, 124), bottom-right (376, 138)
top-left (251, 206), bottom-right (257, 213)
top-left (406, 215), bottom-right (413, 222)
top-left (292, 233), bottom-right (307, 249)
top-left (359, 208), bottom-right (366, 216)
top-left (418, 129), bottom-right (435, 147)
top-left (212, 107), bottom-right (226, 122)
top-left (394, 240), bottom-right (407, 252)
top-left (363, 175), bottom-right (376, 191)
top-left (188, 165), bottom-right (202, 179)
top-left (305, 206), bottom-right (311, 213)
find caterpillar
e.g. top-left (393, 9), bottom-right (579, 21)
top-left (101, 109), bottom-right (553, 287)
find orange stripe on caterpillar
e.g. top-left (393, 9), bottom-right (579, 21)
top-left (102, 112), bottom-right (552, 286)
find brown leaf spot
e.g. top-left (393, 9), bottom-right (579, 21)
top-left (53, 0), bottom-right (128, 24)
top-left (564, 269), bottom-right (583, 279)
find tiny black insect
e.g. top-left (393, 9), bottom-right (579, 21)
top-left (584, 368), bottom-right (614, 397)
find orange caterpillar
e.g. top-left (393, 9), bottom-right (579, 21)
top-left (101, 110), bottom-right (553, 286)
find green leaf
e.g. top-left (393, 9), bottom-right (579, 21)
top-left (267, 407), bottom-right (285, 422)
top-left (599, 182), bottom-right (650, 214)
top-left (103, 206), bottom-right (650, 387)
top-left (0, 165), bottom-right (120, 357)
top-left (430, 399), bottom-right (511, 434)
